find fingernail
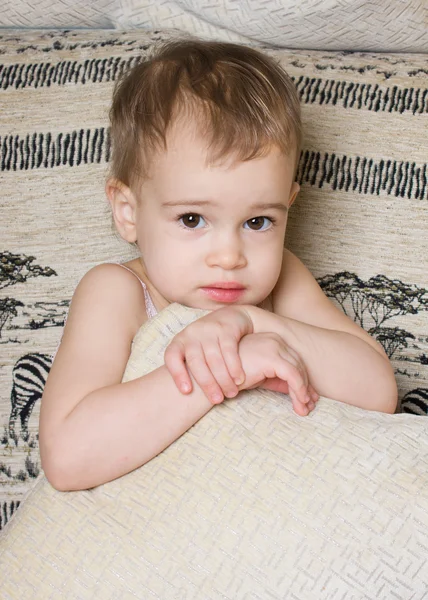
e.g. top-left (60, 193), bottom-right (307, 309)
top-left (181, 383), bottom-right (191, 393)
top-left (212, 393), bottom-right (223, 404)
top-left (234, 375), bottom-right (244, 385)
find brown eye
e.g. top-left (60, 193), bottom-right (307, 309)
top-left (245, 217), bottom-right (271, 231)
top-left (179, 214), bottom-right (204, 229)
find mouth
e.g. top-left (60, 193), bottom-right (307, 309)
top-left (201, 283), bottom-right (246, 303)
top-left (206, 282), bottom-right (245, 290)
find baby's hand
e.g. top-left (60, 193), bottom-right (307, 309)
top-left (164, 306), bottom-right (253, 404)
top-left (237, 332), bottom-right (319, 416)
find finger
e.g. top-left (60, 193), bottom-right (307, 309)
top-left (308, 383), bottom-right (320, 403)
top-left (260, 377), bottom-right (290, 395)
top-left (164, 341), bottom-right (192, 394)
top-left (185, 348), bottom-right (225, 405)
top-left (219, 339), bottom-right (246, 385)
top-left (275, 357), bottom-right (310, 408)
top-left (288, 388), bottom-right (309, 416)
top-left (289, 386), bottom-right (318, 416)
top-left (204, 343), bottom-right (239, 399)
top-left (307, 400), bottom-right (316, 412)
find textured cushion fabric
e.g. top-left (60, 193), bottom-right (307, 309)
top-left (1, 0), bottom-right (427, 53)
top-left (1, 303), bottom-right (428, 599)
top-left (0, 0), bottom-right (119, 29)
top-left (0, 29), bottom-right (427, 532)
top-left (115, 0), bottom-right (428, 53)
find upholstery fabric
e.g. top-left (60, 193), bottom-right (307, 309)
top-left (0, 303), bottom-right (428, 599)
top-left (115, 0), bottom-right (428, 53)
top-left (1, 1), bottom-right (427, 52)
top-left (0, 29), bottom-right (427, 532)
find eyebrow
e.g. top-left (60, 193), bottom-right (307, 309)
top-left (161, 199), bottom-right (288, 213)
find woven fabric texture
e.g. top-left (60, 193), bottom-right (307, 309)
top-left (1, 0), bottom-right (427, 53)
top-left (116, 0), bottom-right (428, 53)
top-left (1, 302), bottom-right (428, 599)
top-left (0, 29), bottom-right (427, 534)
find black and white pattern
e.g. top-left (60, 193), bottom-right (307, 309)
top-left (401, 388), bottom-right (428, 415)
top-left (0, 498), bottom-right (20, 531)
top-left (8, 353), bottom-right (52, 442)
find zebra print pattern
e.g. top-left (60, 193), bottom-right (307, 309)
top-left (8, 353), bottom-right (53, 442)
top-left (401, 388), bottom-right (428, 415)
top-left (0, 499), bottom-right (20, 531)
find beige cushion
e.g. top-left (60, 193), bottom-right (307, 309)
top-left (121, 0), bottom-right (428, 53)
top-left (0, 29), bottom-right (427, 530)
top-left (1, 302), bottom-right (428, 598)
top-left (1, 1), bottom-right (427, 53)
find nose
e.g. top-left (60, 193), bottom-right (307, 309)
top-left (206, 231), bottom-right (247, 270)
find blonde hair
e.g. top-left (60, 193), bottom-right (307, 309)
top-left (109, 39), bottom-right (302, 188)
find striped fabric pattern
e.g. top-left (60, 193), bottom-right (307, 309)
top-left (0, 29), bottom-right (427, 531)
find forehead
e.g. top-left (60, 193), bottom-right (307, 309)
top-left (144, 120), bottom-right (295, 200)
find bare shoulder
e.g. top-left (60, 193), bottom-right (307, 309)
top-left (54, 262), bottom-right (149, 372)
top-left (272, 249), bottom-right (388, 357)
top-left (69, 263), bottom-right (148, 338)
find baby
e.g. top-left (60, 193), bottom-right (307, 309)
top-left (40, 39), bottom-right (398, 492)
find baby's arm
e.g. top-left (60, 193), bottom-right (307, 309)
top-left (40, 265), bottom-right (213, 492)
top-left (245, 250), bottom-right (398, 413)
top-left (247, 306), bottom-right (397, 412)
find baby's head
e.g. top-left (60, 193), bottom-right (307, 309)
top-left (107, 39), bottom-right (302, 309)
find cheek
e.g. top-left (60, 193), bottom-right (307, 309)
top-left (143, 236), bottom-right (191, 280)
top-left (138, 222), bottom-right (171, 258)
top-left (266, 238), bottom-right (285, 276)
top-left (253, 234), bottom-right (284, 262)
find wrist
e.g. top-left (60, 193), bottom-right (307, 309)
top-left (241, 306), bottom-right (302, 350)
top-left (232, 304), bottom-right (255, 335)
top-left (241, 304), bottom-right (280, 336)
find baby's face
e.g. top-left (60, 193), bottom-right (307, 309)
top-left (134, 122), bottom-right (299, 310)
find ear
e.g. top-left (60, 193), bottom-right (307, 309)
top-left (288, 182), bottom-right (300, 208)
top-left (105, 178), bottom-right (138, 243)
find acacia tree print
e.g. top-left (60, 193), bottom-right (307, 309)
top-left (317, 271), bottom-right (428, 360)
top-left (0, 251), bottom-right (56, 289)
top-left (370, 327), bottom-right (416, 359)
top-left (0, 298), bottom-right (24, 339)
top-left (0, 251), bottom-right (57, 338)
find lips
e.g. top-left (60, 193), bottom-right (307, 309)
top-left (206, 282), bottom-right (245, 290)
top-left (201, 282), bottom-right (246, 303)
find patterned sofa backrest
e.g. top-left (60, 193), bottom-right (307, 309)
top-left (0, 28), bottom-right (427, 530)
